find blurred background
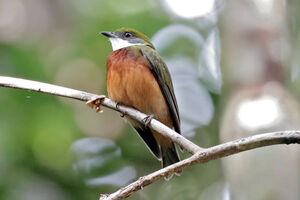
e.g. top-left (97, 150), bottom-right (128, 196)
top-left (0, 0), bottom-right (299, 199)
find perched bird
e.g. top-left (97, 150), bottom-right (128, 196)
top-left (101, 28), bottom-right (181, 170)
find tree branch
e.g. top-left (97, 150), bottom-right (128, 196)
top-left (0, 76), bottom-right (201, 154)
top-left (100, 130), bottom-right (300, 200)
top-left (1, 76), bottom-right (299, 200)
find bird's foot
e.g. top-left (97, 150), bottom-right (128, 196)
top-left (86, 95), bottom-right (106, 112)
top-left (116, 102), bottom-right (121, 110)
top-left (115, 103), bottom-right (126, 117)
top-left (142, 114), bottom-right (155, 127)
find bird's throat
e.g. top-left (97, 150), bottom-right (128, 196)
top-left (109, 38), bottom-right (143, 51)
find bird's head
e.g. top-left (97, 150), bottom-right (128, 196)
top-left (101, 28), bottom-right (155, 51)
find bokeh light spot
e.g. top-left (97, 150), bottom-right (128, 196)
top-left (237, 95), bottom-right (282, 131)
top-left (163, 0), bottom-right (215, 18)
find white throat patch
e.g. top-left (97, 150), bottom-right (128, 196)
top-left (109, 38), bottom-right (143, 51)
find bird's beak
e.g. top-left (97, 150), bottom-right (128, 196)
top-left (101, 31), bottom-right (116, 38)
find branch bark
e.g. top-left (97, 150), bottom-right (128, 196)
top-left (100, 130), bottom-right (300, 200)
top-left (1, 76), bottom-right (299, 200)
top-left (0, 76), bottom-right (201, 154)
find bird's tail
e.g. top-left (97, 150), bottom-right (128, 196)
top-left (161, 143), bottom-right (182, 180)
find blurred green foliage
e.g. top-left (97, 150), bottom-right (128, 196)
top-left (2, 0), bottom-right (299, 199)
top-left (0, 1), bottom-right (221, 199)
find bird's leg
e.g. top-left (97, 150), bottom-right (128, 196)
top-left (115, 102), bottom-right (126, 117)
top-left (86, 95), bottom-right (106, 112)
top-left (142, 114), bottom-right (155, 127)
top-left (116, 102), bottom-right (121, 110)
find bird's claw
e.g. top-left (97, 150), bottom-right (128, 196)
top-left (142, 114), bottom-right (155, 127)
top-left (115, 103), bottom-right (125, 117)
top-left (86, 95), bottom-right (106, 112)
top-left (116, 102), bottom-right (121, 109)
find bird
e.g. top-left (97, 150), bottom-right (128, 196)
top-left (91, 28), bottom-right (181, 174)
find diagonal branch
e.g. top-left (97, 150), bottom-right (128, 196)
top-left (100, 130), bottom-right (300, 200)
top-left (1, 76), bottom-right (300, 200)
top-left (0, 76), bottom-right (201, 154)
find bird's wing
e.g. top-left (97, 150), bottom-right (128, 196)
top-left (126, 117), bottom-right (161, 158)
top-left (140, 47), bottom-right (181, 134)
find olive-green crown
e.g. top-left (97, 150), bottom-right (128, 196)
top-left (115, 27), bottom-right (155, 49)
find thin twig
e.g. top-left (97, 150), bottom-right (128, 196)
top-left (100, 131), bottom-right (300, 200)
top-left (0, 76), bottom-right (201, 154)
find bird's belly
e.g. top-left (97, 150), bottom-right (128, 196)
top-left (107, 63), bottom-right (171, 126)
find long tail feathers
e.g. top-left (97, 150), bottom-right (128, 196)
top-left (161, 144), bottom-right (182, 181)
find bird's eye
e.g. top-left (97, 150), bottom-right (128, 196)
top-left (124, 32), bottom-right (132, 38)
